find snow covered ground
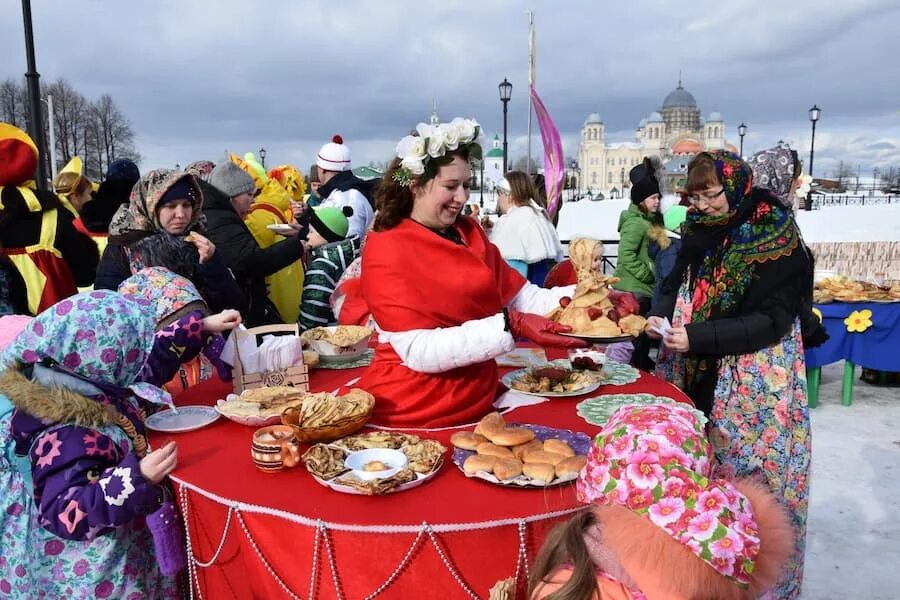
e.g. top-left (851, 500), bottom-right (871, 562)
top-left (555, 198), bottom-right (900, 244)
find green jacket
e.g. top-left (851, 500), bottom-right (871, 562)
top-left (612, 204), bottom-right (656, 297)
top-left (298, 235), bottom-right (362, 331)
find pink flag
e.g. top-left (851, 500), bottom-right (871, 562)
top-left (530, 85), bottom-right (565, 218)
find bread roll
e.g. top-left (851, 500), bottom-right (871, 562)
top-left (478, 412), bottom-right (506, 438)
top-left (555, 455), bottom-right (588, 478)
top-left (522, 450), bottom-right (568, 466)
top-left (450, 431), bottom-right (488, 451)
top-left (542, 438), bottom-right (575, 457)
top-left (487, 426), bottom-right (536, 447)
top-left (523, 462), bottom-right (556, 484)
top-left (512, 439), bottom-right (544, 460)
top-left (463, 454), bottom-right (497, 475)
top-left (475, 442), bottom-right (514, 459)
top-left (302, 350), bottom-right (320, 367)
top-left (493, 458), bottom-right (524, 481)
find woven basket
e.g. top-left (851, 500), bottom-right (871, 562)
top-left (281, 404), bottom-right (374, 444)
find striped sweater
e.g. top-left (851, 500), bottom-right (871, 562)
top-left (298, 235), bottom-right (362, 331)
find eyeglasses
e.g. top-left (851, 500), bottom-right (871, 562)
top-left (687, 188), bottom-right (725, 207)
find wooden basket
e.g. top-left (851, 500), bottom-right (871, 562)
top-left (231, 324), bottom-right (309, 394)
top-left (281, 404), bottom-right (374, 444)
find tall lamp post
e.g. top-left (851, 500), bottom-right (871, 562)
top-left (21, 0), bottom-right (49, 190)
top-left (570, 159), bottom-right (578, 200)
top-left (498, 78), bottom-right (512, 174)
top-left (738, 122), bottom-right (747, 158)
top-left (806, 105), bottom-right (821, 211)
top-left (259, 147), bottom-right (267, 169)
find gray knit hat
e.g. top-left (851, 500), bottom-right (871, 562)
top-left (208, 161), bottom-right (256, 198)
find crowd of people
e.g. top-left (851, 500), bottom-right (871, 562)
top-left (0, 114), bottom-right (824, 599)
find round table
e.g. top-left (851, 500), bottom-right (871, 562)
top-left (150, 352), bottom-right (690, 599)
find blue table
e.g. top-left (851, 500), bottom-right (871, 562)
top-left (805, 301), bottom-right (900, 406)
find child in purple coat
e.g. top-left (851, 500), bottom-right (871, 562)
top-left (0, 291), bottom-right (234, 598)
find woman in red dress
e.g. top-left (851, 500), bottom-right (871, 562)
top-left (359, 119), bottom-right (584, 428)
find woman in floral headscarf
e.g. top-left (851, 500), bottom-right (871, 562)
top-left (0, 291), bottom-right (181, 598)
top-left (530, 403), bottom-right (794, 599)
top-left (646, 151), bottom-right (812, 599)
top-left (95, 169), bottom-right (243, 315)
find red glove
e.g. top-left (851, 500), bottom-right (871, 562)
top-left (507, 310), bottom-right (588, 349)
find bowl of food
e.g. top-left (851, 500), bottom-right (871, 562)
top-left (300, 325), bottom-right (373, 363)
top-left (344, 448), bottom-right (408, 481)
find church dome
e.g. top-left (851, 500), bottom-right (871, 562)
top-left (708, 111), bottom-right (723, 121)
top-left (638, 118), bottom-right (648, 127)
top-left (671, 138), bottom-right (703, 155)
top-left (662, 85), bottom-right (697, 109)
top-left (584, 112), bottom-right (603, 126)
top-left (647, 111), bottom-right (663, 122)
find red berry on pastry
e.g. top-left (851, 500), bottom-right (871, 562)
top-left (559, 296), bottom-right (572, 308)
top-left (587, 307), bottom-right (603, 320)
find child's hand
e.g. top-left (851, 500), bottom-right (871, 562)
top-left (140, 441), bottom-right (178, 485)
top-left (202, 310), bottom-right (241, 333)
top-left (186, 232), bottom-right (216, 264)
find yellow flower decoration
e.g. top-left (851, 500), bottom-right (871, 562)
top-left (812, 307), bottom-right (823, 322)
top-left (844, 309), bottom-right (873, 333)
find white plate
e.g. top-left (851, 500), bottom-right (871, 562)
top-left (309, 461), bottom-right (442, 495)
top-left (145, 406), bottom-right (220, 433)
top-left (500, 368), bottom-right (603, 398)
top-left (267, 224), bottom-right (296, 235)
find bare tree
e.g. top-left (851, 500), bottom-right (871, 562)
top-left (0, 78), bottom-right (28, 127)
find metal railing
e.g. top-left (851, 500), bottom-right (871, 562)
top-left (810, 195), bottom-right (900, 209)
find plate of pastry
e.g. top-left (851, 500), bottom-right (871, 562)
top-left (501, 360), bottom-right (603, 397)
top-left (215, 386), bottom-right (307, 427)
top-left (302, 430), bottom-right (447, 495)
top-left (267, 223), bottom-right (296, 235)
top-left (451, 412), bottom-right (590, 488)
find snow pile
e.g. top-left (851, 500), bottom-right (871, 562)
top-left (556, 200), bottom-right (900, 243)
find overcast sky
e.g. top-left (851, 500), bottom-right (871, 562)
top-left (3, 0), bottom-right (899, 180)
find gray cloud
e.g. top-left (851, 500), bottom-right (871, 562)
top-left (2, 0), bottom-right (898, 176)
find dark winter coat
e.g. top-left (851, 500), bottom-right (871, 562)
top-left (646, 225), bottom-right (681, 311)
top-left (79, 179), bottom-right (134, 234)
top-left (199, 180), bottom-right (305, 325)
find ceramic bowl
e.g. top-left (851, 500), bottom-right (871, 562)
top-left (344, 448), bottom-right (408, 481)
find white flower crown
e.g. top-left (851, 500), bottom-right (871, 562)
top-left (392, 118), bottom-right (482, 187)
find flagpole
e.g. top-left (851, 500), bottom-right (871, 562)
top-left (526, 10), bottom-right (535, 175)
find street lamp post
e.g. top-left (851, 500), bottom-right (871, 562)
top-left (806, 105), bottom-right (821, 211)
top-left (259, 147), bottom-right (267, 169)
top-left (479, 158), bottom-right (484, 207)
top-left (738, 122), bottom-right (747, 158)
top-left (40, 94), bottom-right (58, 179)
top-left (498, 78), bottom-right (512, 174)
top-left (21, 0), bottom-right (49, 190)
top-left (570, 160), bottom-right (577, 200)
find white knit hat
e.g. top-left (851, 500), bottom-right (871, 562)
top-left (316, 134), bottom-right (352, 172)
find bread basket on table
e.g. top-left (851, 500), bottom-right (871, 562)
top-left (280, 389), bottom-right (375, 444)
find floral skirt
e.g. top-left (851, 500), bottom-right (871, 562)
top-left (708, 322), bottom-right (811, 600)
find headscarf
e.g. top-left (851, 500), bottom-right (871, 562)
top-left (670, 151), bottom-right (798, 322)
top-left (577, 403), bottom-right (761, 588)
top-left (749, 145), bottom-right (796, 209)
top-left (0, 290), bottom-right (171, 406)
top-left (117, 267), bottom-right (208, 329)
top-left (109, 169), bottom-right (204, 236)
top-left (185, 160), bottom-right (215, 181)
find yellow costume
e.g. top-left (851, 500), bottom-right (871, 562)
top-left (238, 157), bottom-right (305, 323)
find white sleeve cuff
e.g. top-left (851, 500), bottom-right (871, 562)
top-left (377, 313), bottom-right (515, 373)
top-left (508, 282), bottom-right (576, 315)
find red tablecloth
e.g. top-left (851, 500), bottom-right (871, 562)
top-left (150, 352), bottom-right (690, 599)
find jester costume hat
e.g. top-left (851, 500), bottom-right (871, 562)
top-left (577, 403), bottom-right (793, 597)
top-left (0, 122), bottom-right (43, 214)
top-left (267, 164), bottom-right (307, 202)
top-left (0, 290), bottom-right (171, 407)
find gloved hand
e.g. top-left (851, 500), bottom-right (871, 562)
top-left (507, 310), bottom-right (587, 348)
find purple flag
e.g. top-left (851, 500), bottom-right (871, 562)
top-left (530, 85), bottom-right (565, 218)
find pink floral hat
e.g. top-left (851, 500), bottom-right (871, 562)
top-left (576, 403), bottom-right (761, 588)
